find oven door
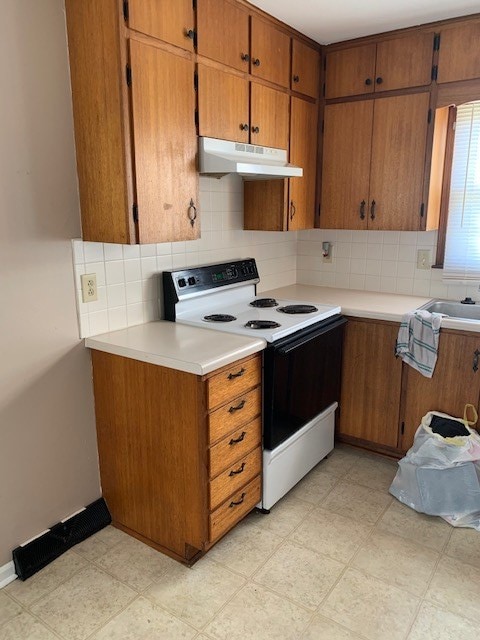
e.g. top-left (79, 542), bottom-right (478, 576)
top-left (263, 315), bottom-right (346, 450)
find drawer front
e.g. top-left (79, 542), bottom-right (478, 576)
top-left (209, 475), bottom-right (261, 542)
top-left (208, 387), bottom-right (261, 444)
top-left (209, 417), bottom-right (261, 478)
top-left (209, 447), bottom-right (261, 511)
top-left (207, 355), bottom-right (261, 410)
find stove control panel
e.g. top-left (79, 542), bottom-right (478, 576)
top-left (163, 259), bottom-right (259, 319)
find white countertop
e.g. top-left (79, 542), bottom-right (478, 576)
top-left (85, 321), bottom-right (266, 375)
top-left (263, 285), bottom-right (480, 332)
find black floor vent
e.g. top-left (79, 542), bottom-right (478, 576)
top-left (12, 498), bottom-right (111, 581)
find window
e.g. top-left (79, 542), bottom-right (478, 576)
top-left (443, 100), bottom-right (480, 281)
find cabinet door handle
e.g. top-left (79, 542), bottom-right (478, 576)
top-left (359, 200), bottom-right (366, 220)
top-left (229, 431), bottom-right (246, 445)
top-left (252, 58), bottom-right (261, 67)
top-left (228, 367), bottom-right (245, 380)
top-left (229, 492), bottom-right (246, 507)
top-left (293, 74), bottom-right (300, 83)
top-left (188, 199), bottom-right (197, 227)
top-left (228, 399), bottom-right (246, 413)
top-left (376, 76), bottom-right (383, 85)
top-left (240, 123), bottom-right (249, 131)
top-left (240, 52), bottom-right (250, 62)
top-left (473, 349), bottom-right (480, 372)
top-left (370, 200), bottom-right (376, 220)
top-left (185, 29), bottom-right (195, 40)
top-left (229, 462), bottom-right (246, 477)
top-left (365, 78), bottom-right (372, 86)
top-left (290, 201), bottom-right (296, 221)
top-left (251, 126), bottom-right (260, 134)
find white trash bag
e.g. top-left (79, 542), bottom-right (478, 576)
top-left (389, 405), bottom-right (480, 530)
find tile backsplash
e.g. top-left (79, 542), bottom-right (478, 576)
top-left (72, 175), bottom-right (297, 338)
top-left (72, 176), bottom-right (479, 339)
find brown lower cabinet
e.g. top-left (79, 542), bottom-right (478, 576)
top-left (91, 350), bottom-right (262, 564)
top-left (339, 318), bottom-right (480, 456)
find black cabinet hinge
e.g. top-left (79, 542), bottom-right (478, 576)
top-left (192, 0), bottom-right (197, 9)
top-left (132, 203), bottom-right (138, 224)
top-left (401, 421), bottom-right (405, 435)
top-left (194, 110), bottom-right (199, 127)
top-left (322, 82), bottom-right (325, 97)
top-left (323, 56), bottom-right (327, 71)
top-left (126, 64), bottom-right (132, 87)
top-left (321, 120), bottom-right (324, 133)
top-left (431, 65), bottom-right (438, 81)
top-left (433, 33), bottom-right (441, 51)
top-left (194, 71), bottom-right (198, 91)
top-left (428, 108), bottom-right (432, 124)
top-left (318, 204), bottom-right (321, 218)
top-left (123, 0), bottom-right (129, 22)
top-left (420, 203), bottom-right (425, 218)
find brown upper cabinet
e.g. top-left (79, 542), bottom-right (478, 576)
top-left (244, 96), bottom-right (318, 231)
top-left (65, 0), bottom-right (199, 244)
top-left (437, 21), bottom-right (480, 84)
top-left (126, 0), bottom-right (195, 51)
top-left (250, 17), bottom-right (291, 88)
top-left (325, 32), bottom-right (435, 99)
top-left (291, 40), bottom-right (321, 98)
top-left (321, 92), bottom-right (431, 231)
top-left (197, 64), bottom-right (289, 150)
top-left (196, 0), bottom-right (250, 72)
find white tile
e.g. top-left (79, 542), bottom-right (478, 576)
top-left (380, 261), bottom-right (397, 277)
top-left (156, 242), bottom-right (172, 256)
top-left (335, 243), bottom-right (351, 258)
top-left (398, 245), bottom-right (416, 262)
top-left (396, 278), bottom-right (414, 294)
top-left (140, 256), bottom-right (157, 279)
top-left (349, 274), bottom-right (366, 290)
top-left (397, 261), bottom-right (415, 278)
top-left (105, 261), bottom-right (125, 285)
top-left (383, 231), bottom-right (400, 245)
top-left (108, 307), bottom-right (127, 332)
top-left (104, 243), bottom-right (124, 261)
top-left (351, 230), bottom-right (369, 243)
top-left (380, 276), bottom-right (396, 293)
top-left (350, 258), bottom-right (366, 275)
top-left (367, 231), bottom-right (384, 244)
top-left (366, 260), bottom-right (382, 276)
top-left (126, 281), bottom-right (143, 305)
top-left (429, 281), bottom-right (449, 297)
top-left (413, 280), bottom-right (432, 296)
top-left (157, 255), bottom-right (173, 271)
top-left (106, 284), bottom-right (126, 308)
top-left (140, 244), bottom-right (156, 257)
top-left (419, 230), bottom-right (438, 246)
top-left (350, 243), bottom-right (367, 259)
top-left (335, 257), bottom-right (351, 274)
top-left (87, 262), bottom-right (106, 287)
top-left (142, 278), bottom-right (158, 301)
top-left (335, 230), bottom-right (352, 242)
top-left (447, 283), bottom-right (467, 301)
top-left (122, 244), bottom-right (140, 259)
top-left (172, 254), bottom-right (188, 268)
top-left (335, 273), bottom-right (351, 288)
top-left (143, 300), bottom-right (159, 322)
top-left (365, 275), bottom-right (381, 291)
top-left (83, 242), bottom-right (104, 263)
top-left (74, 263), bottom-right (86, 290)
top-left (400, 231), bottom-right (418, 245)
top-left (366, 244), bottom-right (383, 260)
top-left (85, 286), bottom-right (107, 313)
top-left (88, 310), bottom-right (109, 335)
top-left (124, 259), bottom-right (141, 282)
top-left (382, 244), bottom-right (399, 261)
top-left (72, 239), bottom-right (84, 265)
top-left (78, 314), bottom-right (90, 338)
top-left (126, 303), bottom-right (144, 326)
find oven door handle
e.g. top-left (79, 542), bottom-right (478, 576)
top-left (276, 316), bottom-right (347, 355)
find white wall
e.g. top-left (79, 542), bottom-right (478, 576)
top-left (0, 1), bottom-right (100, 566)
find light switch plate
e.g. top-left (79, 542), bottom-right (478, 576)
top-left (417, 249), bottom-right (431, 270)
top-left (81, 273), bottom-right (98, 302)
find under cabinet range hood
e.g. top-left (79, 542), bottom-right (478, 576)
top-left (199, 137), bottom-right (303, 180)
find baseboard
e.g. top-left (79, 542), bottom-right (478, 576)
top-left (0, 561), bottom-right (17, 589)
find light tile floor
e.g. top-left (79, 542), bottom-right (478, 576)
top-left (2, 445), bottom-right (480, 640)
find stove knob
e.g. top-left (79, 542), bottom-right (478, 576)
top-left (188, 276), bottom-right (196, 286)
top-left (178, 278), bottom-right (186, 288)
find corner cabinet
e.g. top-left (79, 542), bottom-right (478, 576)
top-left (91, 350), bottom-right (262, 564)
top-left (65, 0), bottom-right (199, 244)
top-left (320, 92), bottom-right (431, 231)
top-left (437, 21), bottom-right (480, 84)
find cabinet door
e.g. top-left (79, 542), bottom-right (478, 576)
top-left (325, 44), bottom-right (376, 99)
top-left (289, 98), bottom-right (318, 230)
top-left (251, 17), bottom-right (290, 88)
top-left (197, 64), bottom-right (249, 143)
top-left (292, 40), bottom-right (320, 98)
top-left (437, 23), bottom-right (480, 84)
top-left (250, 83), bottom-right (289, 150)
top-left (320, 101), bottom-right (373, 229)
top-left (339, 320), bottom-right (402, 449)
top-left (375, 32), bottom-right (434, 92)
top-left (128, 0), bottom-right (194, 51)
top-left (369, 92), bottom-right (430, 231)
top-left (401, 332), bottom-right (480, 452)
top-left (197, 0), bottom-right (250, 72)
top-left (130, 40), bottom-right (199, 243)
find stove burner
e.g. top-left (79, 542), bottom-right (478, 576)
top-left (203, 314), bottom-right (237, 323)
top-left (277, 304), bottom-right (318, 314)
top-left (245, 320), bottom-right (281, 329)
top-left (250, 298), bottom-right (279, 308)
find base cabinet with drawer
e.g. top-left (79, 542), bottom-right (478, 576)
top-left (90, 350), bottom-right (262, 564)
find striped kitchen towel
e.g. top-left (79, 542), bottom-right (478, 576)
top-left (395, 310), bottom-right (442, 378)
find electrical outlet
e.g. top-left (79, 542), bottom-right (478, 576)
top-left (81, 273), bottom-right (98, 302)
top-left (323, 253), bottom-right (333, 264)
top-left (417, 249), bottom-right (431, 270)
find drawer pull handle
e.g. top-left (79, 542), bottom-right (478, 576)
top-left (473, 349), bottom-right (480, 372)
top-left (229, 431), bottom-right (246, 445)
top-left (229, 492), bottom-right (246, 507)
top-left (229, 462), bottom-right (246, 476)
top-left (228, 399), bottom-right (246, 413)
top-left (228, 367), bottom-right (245, 380)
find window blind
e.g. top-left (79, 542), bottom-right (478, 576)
top-left (443, 101), bottom-right (480, 281)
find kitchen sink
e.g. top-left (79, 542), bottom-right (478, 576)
top-left (421, 300), bottom-right (480, 321)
